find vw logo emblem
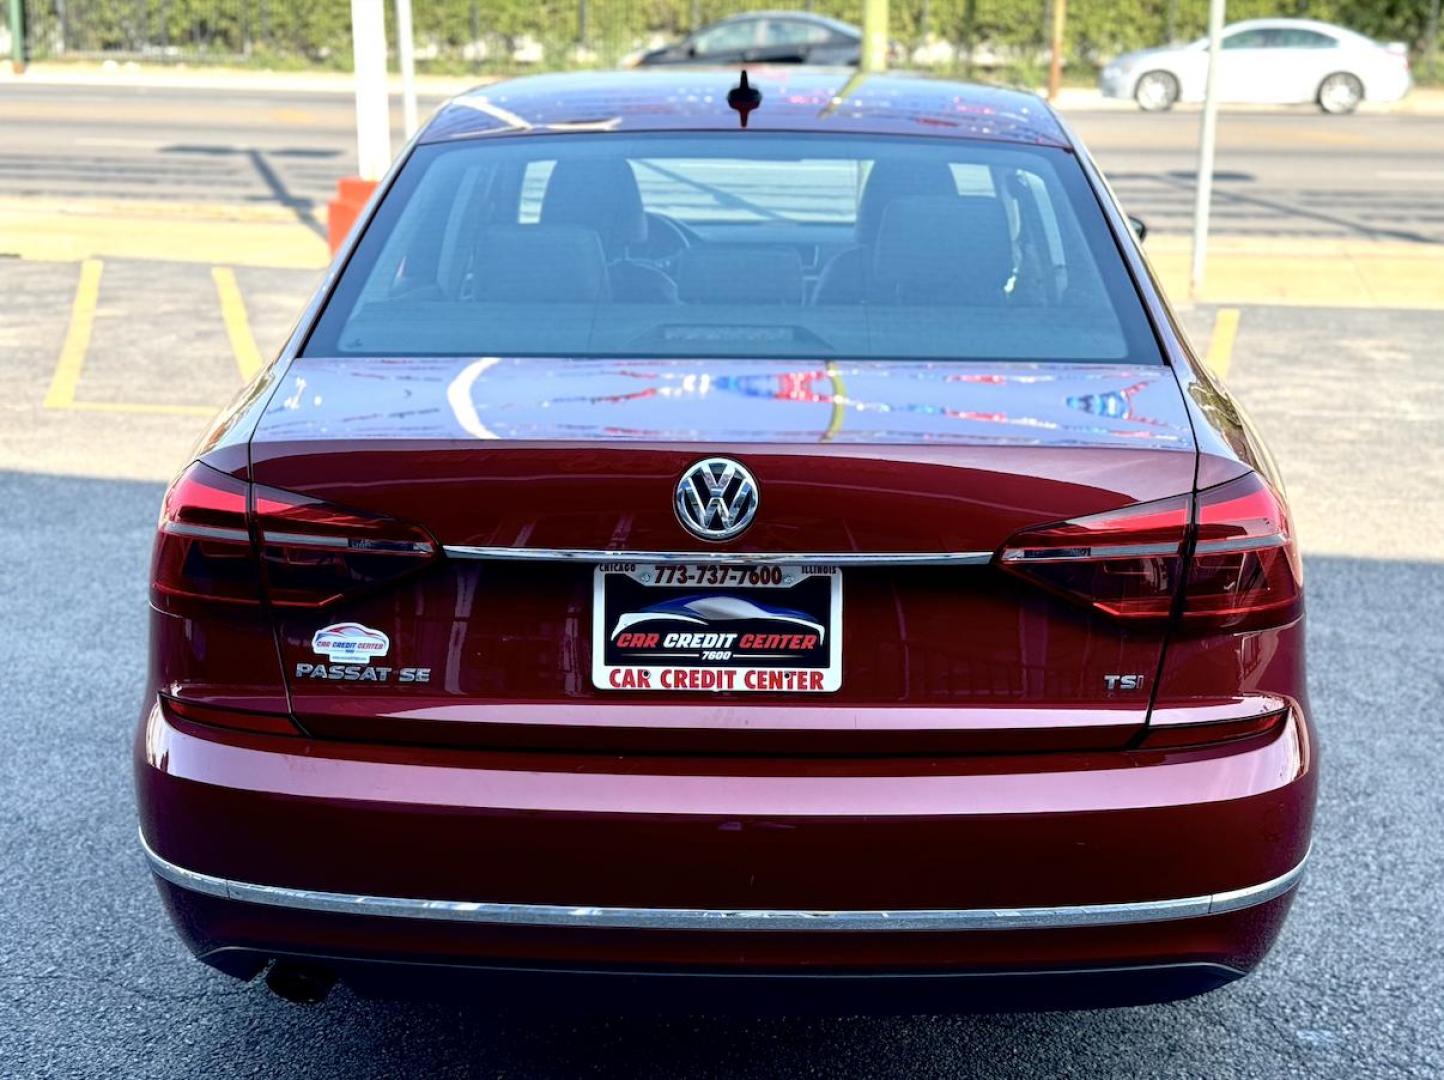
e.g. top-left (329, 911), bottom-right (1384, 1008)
top-left (674, 458), bottom-right (759, 541)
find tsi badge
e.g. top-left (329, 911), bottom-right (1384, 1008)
top-left (312, 622), bottom-right (390, 663)
top-left (1104, 673), bottom-right (1147, 692)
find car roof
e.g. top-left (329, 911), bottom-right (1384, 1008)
top-left (421, 70), bottom-right (1069, 148)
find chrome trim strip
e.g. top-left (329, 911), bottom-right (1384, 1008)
top-left (261, 530), bottom-right (435, 554)
top-left (140, 833), bottom-right (1307, 933)
top-left (999, 541), bottom-right (1180, 562)
top-left (1193, 533), bottom-right (1288, 555)
top-left (161, 522), bottom-right (250, 543)
top-left (442, 546), bottom-right (994, 567)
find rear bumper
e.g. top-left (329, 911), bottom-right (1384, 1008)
top-left (136, 699), bottom-right (1315, 1003)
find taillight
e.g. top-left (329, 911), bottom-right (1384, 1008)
top-left (998, 472), bottom-right (1301, 630)
top-left (253, 484), bottom-right (437, 607)
top-left (1185, 471), bottom-right (1302, 630)
top-left (998, 494), bottom-right (1189, 619)
top-left (152, 463), bottom-right (260, 607)
top-left (152, 462), bottom-right (438, 609)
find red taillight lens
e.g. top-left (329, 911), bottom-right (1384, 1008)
top-left (1184, 472), bottom-right (1302, 629)
top-left (152, 462), bottom-right (260, 607)
top-left (998, 494), bottom-right (1189, 619)
top-left (998, 472), bottom-right (1301, 629)
top-left (152, 464), bottom-right (438, 609)
top-left (253, 484), bottom-right (438, 607)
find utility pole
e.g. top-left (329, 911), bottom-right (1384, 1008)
top-left (7, 0), bottom-right (26, 74)
top-left (395, 0), bottom-right (419, 139)
top-left (351, 0), bottom-right (392, 182)
top-left (861, 0), bottom-right (888, 72)
top-left (329, 0), bottom-right (392, 252)
top-left (1190, 0), bottom-right (1225, 298)
top-left (1427, 0), bottom-right (1441, 82)
top-left (1047, 0), bottom-right (1066, 101)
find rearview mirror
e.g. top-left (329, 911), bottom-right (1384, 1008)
top-left (1128, 215), bottom-right (1148, 242)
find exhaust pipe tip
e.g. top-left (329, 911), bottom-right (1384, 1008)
top-left (264, 961), bottom-right (337, 1005)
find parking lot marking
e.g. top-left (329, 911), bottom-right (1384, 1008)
top-left (1205, 308), bottom-right (1241, 379)
top-left (211, 266), bottom-right (264, 380)
top-left (43, 258), bottom-right (104, 408)
top-left (40, 256), bottom-right (223, 418)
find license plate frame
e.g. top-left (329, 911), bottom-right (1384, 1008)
top-left (591, 562), bottom-right (842, 694)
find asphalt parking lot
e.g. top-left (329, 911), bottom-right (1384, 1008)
top-left (3, 74), bottom-right (1444, 1077)
top-left (2, 249), bottom-right (1442, 1076)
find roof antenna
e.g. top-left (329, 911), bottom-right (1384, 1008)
top-left (727, 70), bottom-right (762, 129)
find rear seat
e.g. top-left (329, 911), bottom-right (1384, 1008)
top-left (470, 224), bottom-right (610, 302)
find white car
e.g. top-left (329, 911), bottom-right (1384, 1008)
top-left (1100, 18), bottom-right (1412, 114)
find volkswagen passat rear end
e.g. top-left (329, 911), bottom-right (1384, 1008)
top-left (135, 70), bottom-right (1314, 1010)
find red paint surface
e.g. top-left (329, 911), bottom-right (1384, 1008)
top-left (134, 78), bottom-right (1317, 1000)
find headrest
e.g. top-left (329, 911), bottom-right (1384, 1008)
top-left (871, 195), bottom-right (1014, 302)
top-left (540, 158), bottom-right (648, 250)
top-left (676, 247), bottom-right (805, 305)
top-left (856, 159), bottom-right (959, 245)
top-left (471, 225), bottom-right (609, 303)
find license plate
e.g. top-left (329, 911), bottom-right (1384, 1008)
top-left (592, 562), bottom-right (842, 693)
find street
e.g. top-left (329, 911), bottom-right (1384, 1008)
top-left (3, 82), bottom-right (1444, 242)
top-left (2, 74), bottom-right (1443, 1078)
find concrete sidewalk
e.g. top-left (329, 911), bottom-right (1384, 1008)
top-left (1143, 235), bottom-right (1444, 310)
top-left (0, 60), bottom-right (488, 97)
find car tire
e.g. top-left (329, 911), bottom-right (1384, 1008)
top-left (1317, 72), bottom-right (1364, 114)
top-left (1134, 71), bottom-right (1180, 112)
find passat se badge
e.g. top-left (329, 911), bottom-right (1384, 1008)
top-left (675, 457), bottom-right (758, 540)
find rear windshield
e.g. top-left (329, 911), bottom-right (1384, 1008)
top-left (305, 132), bottom-right (1160, 364)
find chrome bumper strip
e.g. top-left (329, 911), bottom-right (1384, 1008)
top-left (442, 546), bottom-right (994, 566)
top-left (141, 833), bottom-right (1308, 933)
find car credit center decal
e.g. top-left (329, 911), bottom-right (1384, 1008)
top-left (593, 563), bottom-right (842, 693)
top-left (297, 622), bottom-right (431, 683)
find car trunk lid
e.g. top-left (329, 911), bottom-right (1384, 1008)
top-left (250, 356), bottom-right (1196, 753)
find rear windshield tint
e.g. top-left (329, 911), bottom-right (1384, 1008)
top-left (305, 133), bottom-right (1160, 364)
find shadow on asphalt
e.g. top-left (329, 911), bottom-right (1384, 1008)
top-left (1, 468), bottom-right (1439, 1077)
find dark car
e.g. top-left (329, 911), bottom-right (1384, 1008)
top-left (633, 11), bottom-right (868, 67)
top-left (136, 69), bottom-right (1315, 1012)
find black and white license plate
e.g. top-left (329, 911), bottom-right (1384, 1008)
top-left (592, 562), bottom-right (842, 693)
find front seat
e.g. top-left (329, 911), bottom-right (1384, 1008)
top-left (540, 159), bottom-right (678, 303)
top-left (813, 158), bottom-right (959, 305)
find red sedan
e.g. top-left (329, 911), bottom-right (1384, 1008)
top-left (135, 69), bottom-right (1314, 1010)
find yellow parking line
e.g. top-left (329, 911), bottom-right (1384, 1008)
top-left (1205, 307), bottom-right (1241, 379)
top-left (43, 258), bottom-right (104, 408)
top-left (211, 266), bottom-right (265, 381)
